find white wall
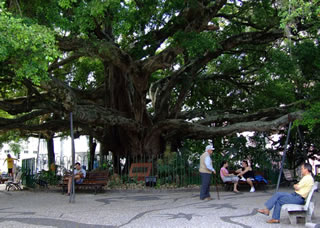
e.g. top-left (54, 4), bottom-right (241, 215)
top-left (0, 136), bottom-right (100, 173)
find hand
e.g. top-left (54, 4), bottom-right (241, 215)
top-left (213, 171), bottom-right (216, 174)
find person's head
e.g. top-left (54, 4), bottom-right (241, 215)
top-left (241, 160), bottom-right (248, 167)
top-left (301, 163), bottom-right (312, 176)
top-left (205, 145), bottom-right (214, 155)
top-left (7, 154), bottom-right (11, 158)
top-left (220, 160), bottom-right (228, 168)
top-left (75, 162), bottom-right (81, 170)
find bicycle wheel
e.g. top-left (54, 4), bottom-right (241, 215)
top-left (7, 185), bottom-right (17, 191)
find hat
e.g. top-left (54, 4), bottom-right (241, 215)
top-left (205, 145), bottom-right (214, 152)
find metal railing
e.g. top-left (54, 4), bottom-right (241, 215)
top-left (105, 154), bottom-right (203, 187)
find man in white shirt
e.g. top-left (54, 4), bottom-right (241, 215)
top-left (199, 145), bottom-right (216, 200)
top-left (65, 162), bottom-right (86, 196)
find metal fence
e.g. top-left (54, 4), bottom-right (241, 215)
top-left (109, 154), bottom-right (202, 187)
top-left (106, 153), bottom-right (280, 188)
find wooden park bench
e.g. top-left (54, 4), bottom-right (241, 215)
top-left (129, 163), bottom-right (156, 186)
top-left (5, 171), bottom-right (23, 191)
top-left (60, 170), bottom-right (109, 195)
top-left (282, 181), bottom-right (318, 225)
top-left (129, 163), bottom-right (152, 181)
top-left (223, 170), bottom-right (267, 191)
top-left (0, 176), bottom-right (9, 184)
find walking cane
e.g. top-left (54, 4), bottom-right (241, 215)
top-left (214, 173), bottom-right (220, 200)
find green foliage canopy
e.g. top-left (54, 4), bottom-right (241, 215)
top-left (0, 0), bottom-right (319, 158)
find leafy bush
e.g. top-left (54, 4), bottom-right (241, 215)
top-left (36, 170), bottom-right (60, 185)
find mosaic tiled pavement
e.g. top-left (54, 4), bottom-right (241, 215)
top-left (0, 184), bottom-right (319, 228)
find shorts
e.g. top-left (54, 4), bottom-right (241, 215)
top-left (75, 179), bottom-right (84, 184)
top-left (222, 176), bottom-right (239, 183)
top-left (8, 168), bottom-right (13, 174)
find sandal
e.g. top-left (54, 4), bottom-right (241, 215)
top-left (257, 209), bottom-right (269, 216)
top-left (266, 219), bottom-right (280, 224)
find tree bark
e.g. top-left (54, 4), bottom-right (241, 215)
top-left (46, 136), bottom-right (55, 170)
top-left (88, 135), bottom-right (97, 171)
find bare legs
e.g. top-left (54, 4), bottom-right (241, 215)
top-left (66, 175), bottom-right (81, 194)
top-left (247, 178), bottom-right (254, 187)
top-left (247, 178), bottom-right (255, 192)
top-left (233, 182), bottom-right (239, 192)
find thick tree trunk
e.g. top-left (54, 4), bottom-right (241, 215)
top-left (88, 135), bottom-right (97, 171)
top-left (99, 140), bottom-right (107, 167)
top-left (47, 136), bottom-right (55, 170)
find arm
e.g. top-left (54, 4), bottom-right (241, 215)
top-left (294, 176), bottom-right (307, 191)
top-left (78, 172), bottom-right (84, 178)
top-left (221, 169), bottom-right (232, 177)
top-left (235, 168), bottom-right (242, 174)
top-left (205, 156), bottom-right (216, 174)
top-left (77, 169), bottom-right (86, 178)
top-left (237, 167), bottom-right (252, 176)
top-left (74, 170), bottom-right (84, 178)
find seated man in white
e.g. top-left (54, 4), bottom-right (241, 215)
top-left (65, 162), bottom-right (86, 196)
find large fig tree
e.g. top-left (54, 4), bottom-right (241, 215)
top-left (0, 0), bottom-right (319, 159)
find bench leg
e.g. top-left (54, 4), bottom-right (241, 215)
top-left (224, 183), bottom-right (233, 191)
top-left (288, 213), bottom-right (297, 225)
top-left (306, 202), bottom-right (315, 223)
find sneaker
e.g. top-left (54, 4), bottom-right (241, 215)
top-left (240, 177), bottom-right (246, 181)
top-left (204, 197), bottom-right (212, 201)
top-left (250, 187), bottom-right (255, 193)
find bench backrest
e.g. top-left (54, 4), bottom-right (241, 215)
top-left (15, 171), bottom-right (23, 183)
top-left (62, 171), bottom-right (108, 185)
top-left (129, 163), bottom-right (152, 181)
top-left (283, 169), bottom-right (295, 181)
top-left (303, 181), bottom-right (318, 211)
top-left (228, 170), bottom-right (264, 177)
top-left (253, 170), bottom-right (264, 176)
top-left (86, 171), bottom-right (109, 179)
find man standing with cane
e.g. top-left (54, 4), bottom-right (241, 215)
top-left (199, 145), bottom-right (216, 200)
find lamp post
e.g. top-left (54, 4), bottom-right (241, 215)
top-left (69, 112), bottom-right (76, 203)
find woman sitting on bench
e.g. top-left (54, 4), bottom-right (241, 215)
top-left (220, 161), bottom-right (239, 193)
top-left (236, 160), bottom-right (255, 193)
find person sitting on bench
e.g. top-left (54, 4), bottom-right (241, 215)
top-left (65, 162), bottom-right (86, 196)
top-left (220, 160), bottom-right (239, 193)
top-left (257, 163), bottom-right (314, 224)
top-left (236, 160), bottom-right (255, 192)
